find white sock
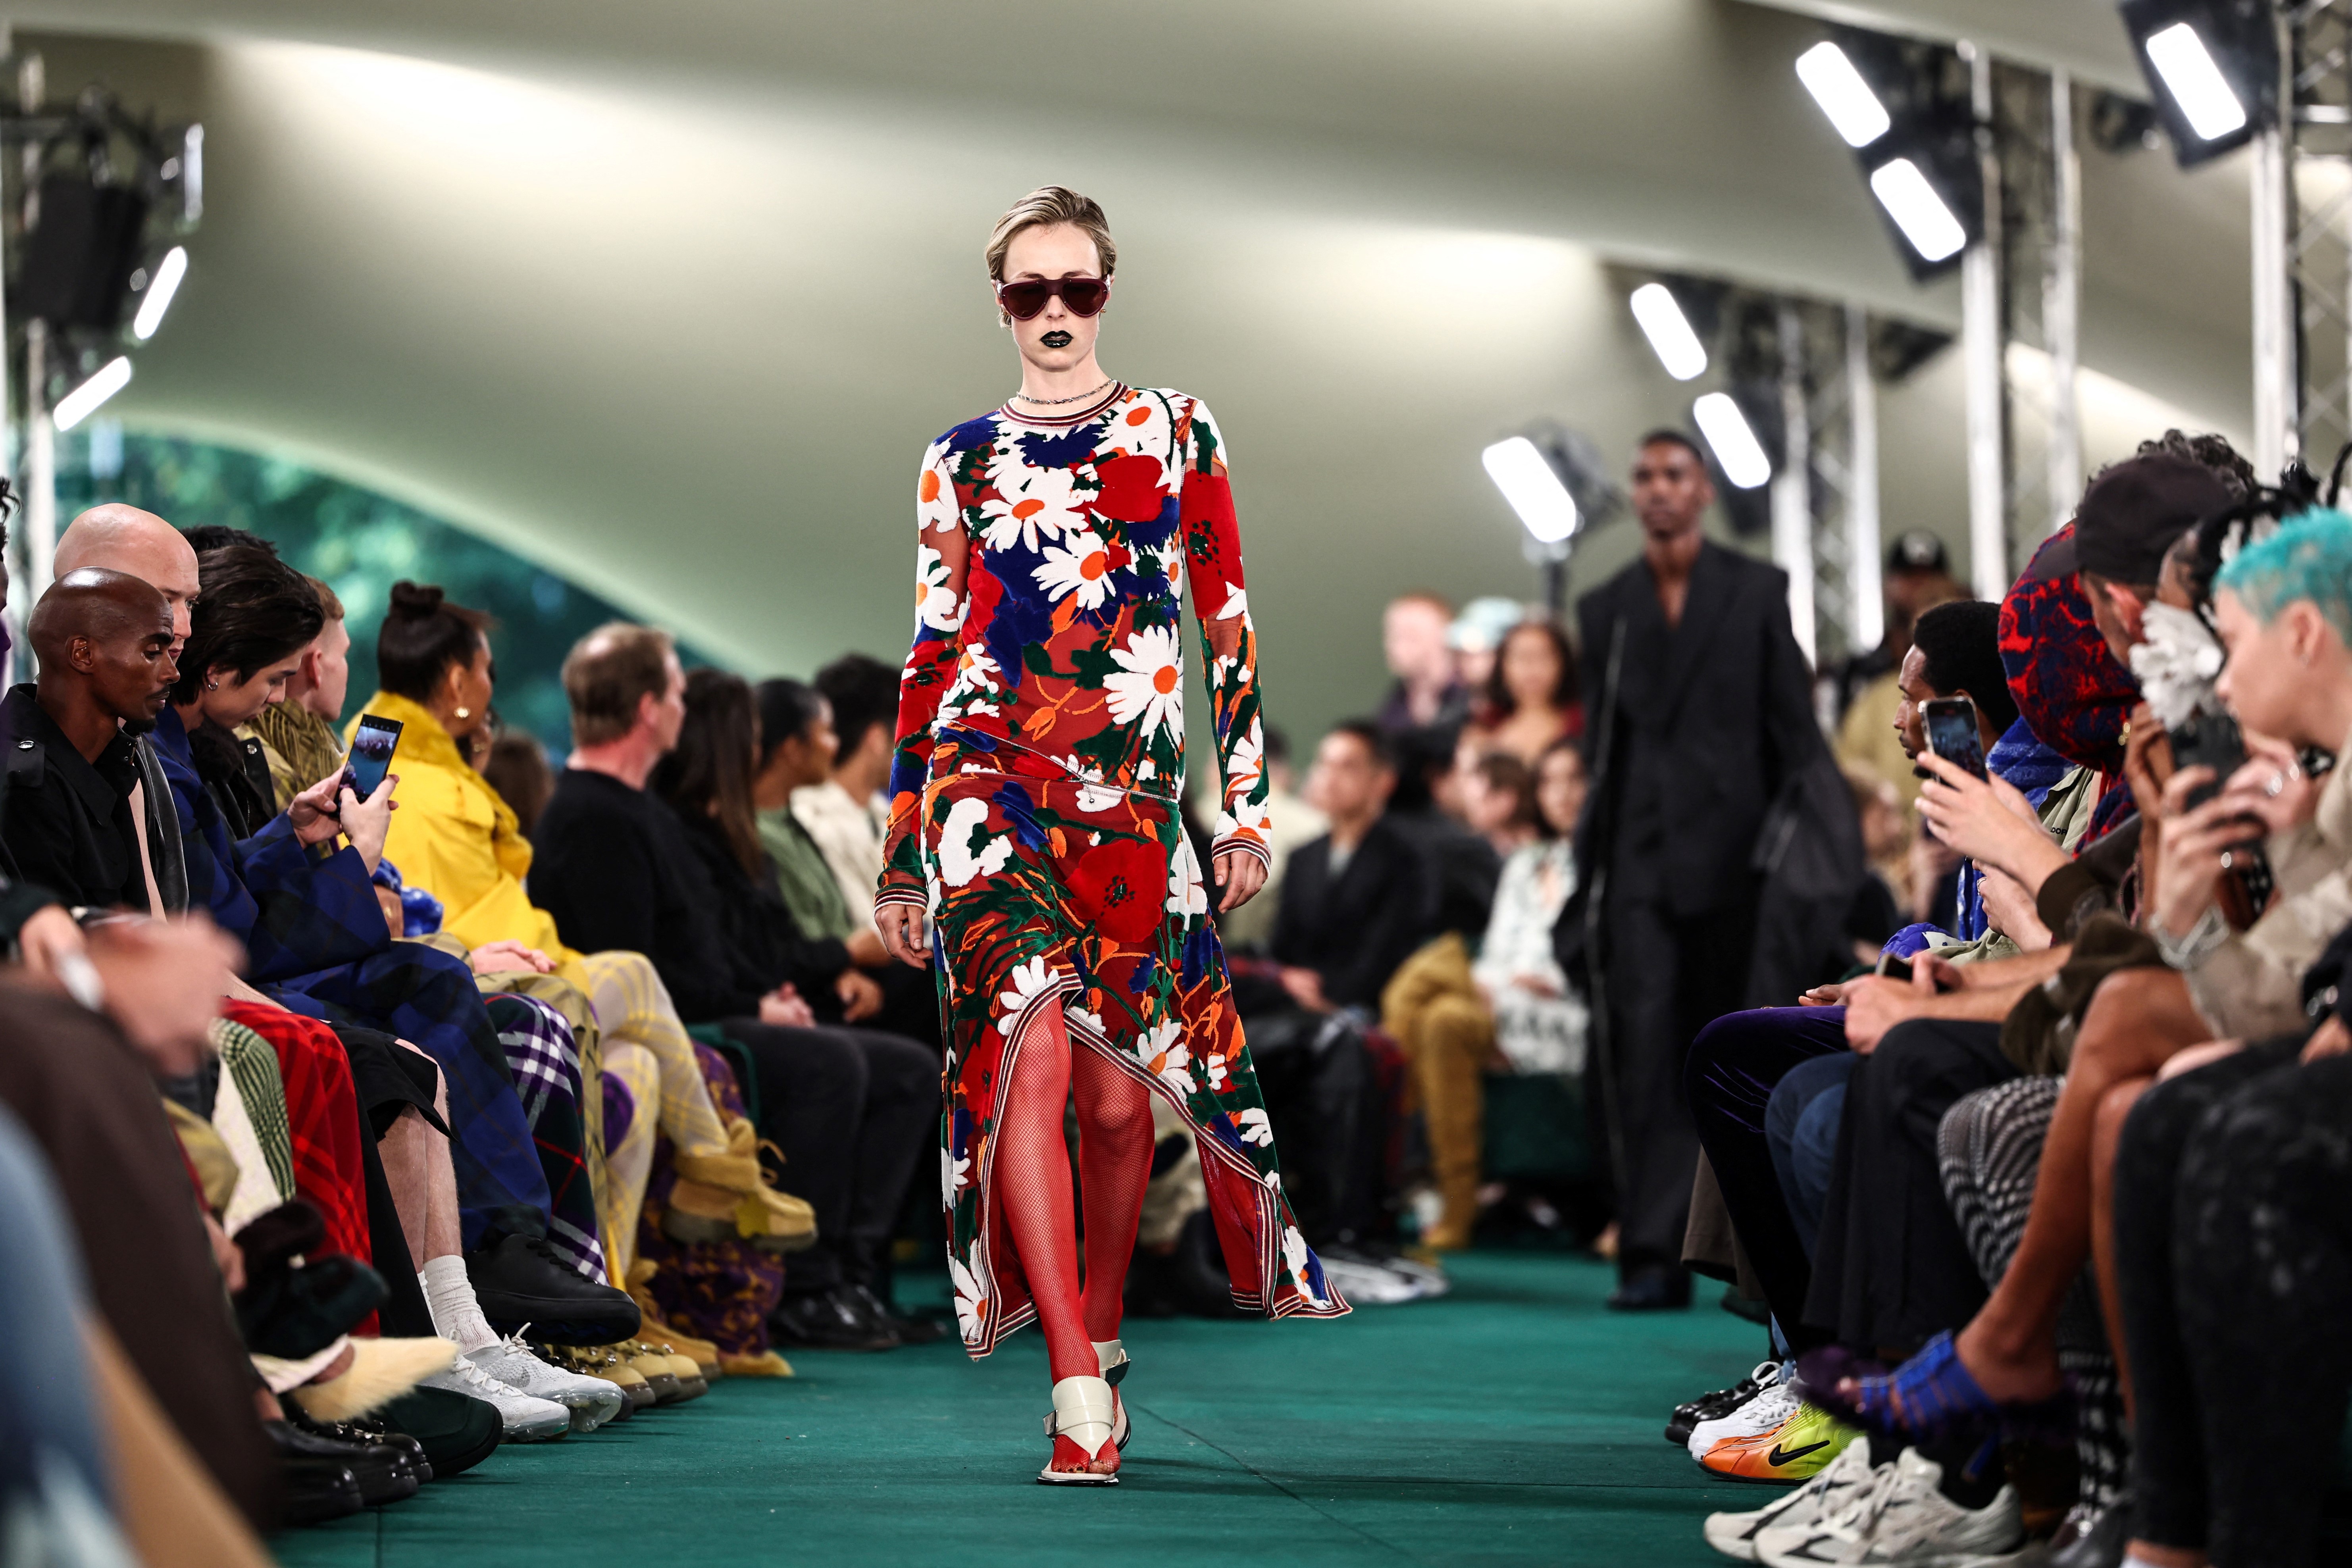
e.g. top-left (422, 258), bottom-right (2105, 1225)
top-left (420, 1255), bottom-right (500, 1352)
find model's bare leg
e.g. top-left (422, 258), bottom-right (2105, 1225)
top-left (1950, 968), bottom-right (2205, 1404)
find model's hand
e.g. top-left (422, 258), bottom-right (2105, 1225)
top-left (1213, 850), bottom-right (1266, 914)
top-left (835, 968), bottom-right (884, 1023)
top-left (877, 904), bottom-right (930, 968)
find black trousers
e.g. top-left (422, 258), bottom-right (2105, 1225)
top-left (2115, 1035), bottom-right (2351, 1565)
top-left (1601, 891), bottom-right (1758, 1270)
top-left (1803, 1017), bottom-right (2016, 1351)
top-left (1686, 1005), bottom-right (1852, 1343)
top-left (720, 1019), bottom-right (936, 1295)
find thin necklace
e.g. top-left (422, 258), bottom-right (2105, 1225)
top-left (1010, 377), bottom-right (1112, 408)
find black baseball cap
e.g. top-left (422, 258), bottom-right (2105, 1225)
top-left (1886, 530), bottom-right (1949, 575)
top-left (2038, 454), bottom-right (2231, 585)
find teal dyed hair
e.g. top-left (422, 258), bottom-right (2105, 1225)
top-left (2214, 506), bottom-right (2352, 647)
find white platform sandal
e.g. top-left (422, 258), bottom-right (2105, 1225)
top-left (1094, 1339), bottom-right (1132, 1451)
top-left (1038, 1375), bottom-right (1119, 1485)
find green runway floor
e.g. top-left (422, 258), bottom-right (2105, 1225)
top-left (273, 1251), bottom-right (1777, 1567)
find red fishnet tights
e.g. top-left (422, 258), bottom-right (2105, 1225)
top-left (995, 1000), bottom-right (1156, 1388)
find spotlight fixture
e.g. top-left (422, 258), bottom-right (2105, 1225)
top-left (1869, 159), bottom-right (1968, 262)
top-left (1692, 393), bottom-right (1772, 490)
top-left (2120, 0), bottom-right (2278, 167)
top-left (1795, 41), bottom-right (1892, 147)
top-left (54, 357), bottom-right (134, 432)
top-left (1628, 283), bottom-right (1709, 381)
top-left (1482, 436), bottom-right (1580, 544)
top-left (132, 246), bottom-right (189, 341)
top-left (1795, 29), bottom-right (1982, 281)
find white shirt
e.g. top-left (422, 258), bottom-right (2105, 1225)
top-left (792, 779), bottom-right (890, 916)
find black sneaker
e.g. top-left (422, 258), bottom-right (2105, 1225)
top-left (1666, 1361), bottom-right (1777, 1445)
top-left (466, 1228), bottom-right (642, 1343)
top-left (770, 1285), bottom-right (901, 1351)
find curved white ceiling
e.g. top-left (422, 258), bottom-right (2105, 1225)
top-left (28, 2), bottom-right (2254, 731)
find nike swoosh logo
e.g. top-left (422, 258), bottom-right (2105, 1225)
top-left (1766, 1440), bottom-right (1830, 1466)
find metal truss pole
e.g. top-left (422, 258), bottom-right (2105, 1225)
top-left (1772, 301), bottom-right (1817, 665)
top-left (2278, 0), bottom-right (2352, 478)
top-left (1962, 43), bottom-right (2009, 601)
top-left (2045, 68), bottom-right (2083, 529)
top-left (2253, 123), bottom-right (2295, 477)
top-left (1844, 302), bottom-right (1882, 652)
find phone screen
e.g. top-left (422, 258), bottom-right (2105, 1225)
top-left (1923, 697), bottom-right (1988, 781)
top-left (345, 716), bottom-right (403, 801)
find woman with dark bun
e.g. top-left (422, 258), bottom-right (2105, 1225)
top-left (355, 581), bottom-right (814, 1365)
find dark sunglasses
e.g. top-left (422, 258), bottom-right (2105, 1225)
top-left (996, 275), bottom-right (1110, 321)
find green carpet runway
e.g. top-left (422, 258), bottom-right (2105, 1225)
top-left (275, 1252), bottom-right (1771, 1566)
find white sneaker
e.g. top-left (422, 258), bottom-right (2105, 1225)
top-left (1757, 1447), bottom-right (2028, 1566)
top-left (1689, 1361), bottom-right (1799, 1460)
top-left (419, 1354), bottom-right (573, 1442)
top-left (469, 1333), bottom-right (626, 1432)
top-left (1705, 1441), bottom-right (1881, 1561)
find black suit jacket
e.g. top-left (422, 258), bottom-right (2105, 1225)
top-left (1574, 539), bottom-right (1820, 916)
top-left (1269, 814), bottom-right (1433, 1010)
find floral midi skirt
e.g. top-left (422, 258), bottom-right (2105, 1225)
top-left (918, 739), bottom-right (1347, 1357)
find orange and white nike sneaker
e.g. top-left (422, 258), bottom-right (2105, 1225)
top-left (1700, 1400), bottom-right (1862, 1484)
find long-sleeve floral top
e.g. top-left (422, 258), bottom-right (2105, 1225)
top-left (876, 384), bottom-right (1269, 912)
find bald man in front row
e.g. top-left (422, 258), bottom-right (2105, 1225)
top-left (54, 502), bottom-right (202, 657)
top-left (0, 570), bottom-right (180, 912)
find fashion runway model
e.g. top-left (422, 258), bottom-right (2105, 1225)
top-left (875, 186), bottom-right (1347, 1485)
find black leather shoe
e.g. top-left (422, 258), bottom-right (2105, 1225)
top-left (279, 1455), bottom-right (365, 1526)
top-left (287, 1406), bottom-right (432, 1483)
top-left (466, 1229), bottom-right (641, 1343)
top-left (265, 1420), bottom-right (420, 1507)
top-left (376, 1387), bottom-right (504, 1480)
top-left (770, 1285), bottom-right (901, 1351)
top-left (1665, 1362), bottom-right (1772, 1445)
top-left (1607, 1264), bottom-right (1692, 1312)
top-left (2048, 1497), bottom-right (2131, 1568)
top-left (847, 1282), bottom-right (946, 1346)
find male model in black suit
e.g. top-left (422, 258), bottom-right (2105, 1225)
top-left (1570, 430), bottom-right (1822, 1309)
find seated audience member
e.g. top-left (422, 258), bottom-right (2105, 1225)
top-left (1376, 591), bottom-right (1469, 738)
top-left (1460, 618), bottom-right (1581, 764)
top-left (1832, 531), bottom-right (1965, 808)
top-left (1847, 507), bottom-right (2352, 1444)
top-left (350, 583), bottom-right (810, 1277)
top-left (752, 678), bottom-right (935, 1047)
top-left (2, 570), bottom-right (178, 910)
top-left (532, 632), bottom-right (935, 1350)
top-left (1457, 747), bottom-right (1539, 860)
top-left (793, 652), bottom-right (897, 920)
top-left (1382, 738), bottom-right (1589, 1249)
top-left (1215, 724), bottom-right (1323, 952)
top-left (242, 574), bottom-right (351, 810)
top-left (1265, 721), bottom-right (1433, 1015)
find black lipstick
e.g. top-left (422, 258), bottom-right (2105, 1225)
top-left (1041, 329), bottom-right (1073, 349)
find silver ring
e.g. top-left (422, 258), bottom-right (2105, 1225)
top-left (2219, 850), bottom-right (2236, 872)
top-left (2266, 772), bottom-right (2288, 798)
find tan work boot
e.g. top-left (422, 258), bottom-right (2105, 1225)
top-left (666, 1118), bottom-right (820, 1252)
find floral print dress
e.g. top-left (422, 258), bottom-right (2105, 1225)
top-left (878, 383), bottom-right (1347, 1356)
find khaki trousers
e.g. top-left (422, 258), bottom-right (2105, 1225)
top-left (1380, 934), bottom-right (1495, 1249)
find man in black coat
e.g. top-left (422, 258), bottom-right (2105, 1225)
top-left (1569, 430), bottom-right (1823, 1309)
top-left (1269, 722), bottom-right (1433, 1013)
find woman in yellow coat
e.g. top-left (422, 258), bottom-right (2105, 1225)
top-left (353, 583), bottom-right (808, 1279)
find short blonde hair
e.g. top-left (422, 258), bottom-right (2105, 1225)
top-left (985, 186), bottom-right (1117, 283)
top-left (562, 622), bottom-right (676, 746)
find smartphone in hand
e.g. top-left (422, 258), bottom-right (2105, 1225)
top-left (1923, 696), bottom-right (1989, 781)
top-left (343, 716), bottom-right (403, 801)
